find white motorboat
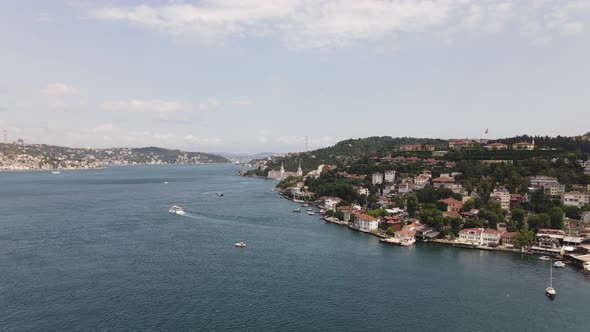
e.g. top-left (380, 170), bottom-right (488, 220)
top-left (168, 205), bottom-right (184, 214)
top-left (306, 208), bottom-right (313, 212)
top-left (553, 261), bottom-right (566, 268)
top-left (401, 237), bottom-right (416, 247)
top-left (51, 171), bottom-right (60, 174)
top-left (307, 211), bottom-right (315, 216)
top-left (302, 203), bottom-right (309, 207)
top-left (538, 255), bottom-right (551, 261)
top-left (216, 193), bottom-right (224, 197)
top-left (293, 208), bottom-right (301, 212)
top-left (234, 241), bottom-right (247, 247)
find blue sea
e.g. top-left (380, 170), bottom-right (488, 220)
top-left (1, 165), bottom-right (589, 331)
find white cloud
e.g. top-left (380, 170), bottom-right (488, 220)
top-left (184, 135), bottom-right (223, 144)
top-left (229, 100), bottom-right (253, 107)
top-left (90, 1), bottom-right (590, 48)
top-left (40, 83), bottom-right (77, 97)
top-left (102, 99), bottom-right (184, 113)
top-left (92, 123), bottom-right (113, 133)
top-left (560, 21), bottom-right (585, 35)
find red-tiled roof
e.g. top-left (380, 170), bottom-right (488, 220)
top-left (433, 176), bottom-right (455, 182)
top-left (459, 228), bottom-right (483, 235)
top-left (438, 198), bottom-right (462, 205)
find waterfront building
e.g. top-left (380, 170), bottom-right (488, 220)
top-left (382, 215), bottom-right (402, 231)
top-left (561, 191), bottom-right (590, 208)
top-left (501, 232), bottom-right (517, 248)
top-left (458, 228), bottom-right (484, 244)
top-left (394, 229), bottom-right (416, 240)
top-left (324, 197), bottom-right (342, 211)
top-left (353, 213), bottom-right (379, 232)
top-left (481, 229), bottom-right (503, 247)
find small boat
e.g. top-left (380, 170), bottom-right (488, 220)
top-left (51, 171), bottom-right (60, 174)
top-left (545, 258), bottom-right (556, 299)
top-left (307, 211), bottom-right (315, 216)
top-left (583, 262), bottom-right (590, 274)
top-left (302, 203), bottom-right (309, 207)
top-left (163, 181), bottom-right (168, 184)
top-left (168, 205), bottom-right (184, 214)
top-left (306, 208), bottom-right (313, 212)
top-left (553, 261), bottom-right (566, 268)
top-left (234, 241), bottom-right (247, 247)
top-left (538, 256), bottom-right (551, 261)
top-left (216, 193), bottom-right (224, 197)
top-left (293, 208), bottom-right (301, 212)
top-left (401, 237), bottom-right (416, 247)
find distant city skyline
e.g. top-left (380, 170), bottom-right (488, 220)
top-left (1, 1), bottom-right (589, 154)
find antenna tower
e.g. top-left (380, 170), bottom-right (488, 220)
top-left (305, 136), bottom-right (309, 152)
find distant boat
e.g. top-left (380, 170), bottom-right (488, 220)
top-left (538, 255), bottom-right (551, 261)
top-left (168, 205), bottom-right (184, 214)
top-left (545, 259), bottom-right (557, 299)
top-left (163, 181), bottom-right (168, 184)
top-left (293, 198), bottom-right (304, 203)
top-left (553, 261), bottom-right (566, 268)
top-left (583, 262), bottom-right (590, 274)
top-left (51, 171), bottom-right (60, 174)
top-left (234, 241), bottom-right (247, 247)
top-left (293, 208), bottom-right (301, 212)
top-left (307, 211), bottom-right (315, 216)
top-left (216, 193), bottom-right (224, 197)
top-left (306, 208), bottom-right (313, 212)
top-left (401, 237), bottom-right (416, 247)
top-left (302, 203), bottom-right (309, 207)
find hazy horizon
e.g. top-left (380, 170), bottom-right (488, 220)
top-left (2, 1), bottom-right (589, 154)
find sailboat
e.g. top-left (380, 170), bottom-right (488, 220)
top-left (545, 259), bottom-right (556, 299)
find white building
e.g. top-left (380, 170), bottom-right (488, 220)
top-left (324, 197), bottom-right (342, 211)
top-left (561, 191), bottom-right (590, 208)
top-left (481, 229), bottom-right (503, 246)
top-left (372, 172), bottom-right (383, 185)
top-left (357, 186), bottom-right (369, 196)
top-left (384, 170), bottom-right (396, 183)
top-left (458, 228), bottom-right (483, 244)
top-left (413, 175), bottom-right (429, 189)
top-left (490, 188), bottom-right (511, 211)
top-left (353, 214), bottom-right (379, 232)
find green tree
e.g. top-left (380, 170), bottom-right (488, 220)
top-left (386, 227), bottom-right (396, 236)
top-left (511, 208), bottom-right (526, 230)
top-left (406, 194), bottom-right (419, 217)
top-left (563, 206), bottom-right (582, 220)
top-left (419, 208), bottom-right (444, 231)
top-left (527, 213), bottom-right (550, 232)
top-left (460, 199), bottom-right (475, 212)
top-left (334, 210), bottom-right (345, 221)
top-left (549, 206), bottom-right (564, 230)
top-left (513, 229), bottom-right (534, 248)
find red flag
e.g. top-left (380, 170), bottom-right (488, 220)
top-left (485, 128), bottom-right (489, 134)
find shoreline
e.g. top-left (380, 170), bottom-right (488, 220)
top-left (0, 162), bottom-right (234, 173)
top-left (271, 187), bottom-right (581, 264)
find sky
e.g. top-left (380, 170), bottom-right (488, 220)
top-left (0, 0), bottom-right (589, 154)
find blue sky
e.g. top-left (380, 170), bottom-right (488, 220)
top-left (1, 0), bottom-right (589, 153)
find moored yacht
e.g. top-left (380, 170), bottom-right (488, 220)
top-left (168, 205), bottom-right (184, 214)
top-left (307, 211), bottom-right (315, 216)
top-left (51, 171), bottom-right (60, 174)
top-left (553, 261), bottom-right (566, 268)
top-left (234, 241), bottom-right (247, 247)
top-left (401, 237), bottom-right (416, 247)
top-left (293, 208), bottom-right (301, 212)
top-left (538, 255), bottom-right (551, 261)
top-left (545, 259), bottom-right (557, 299)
